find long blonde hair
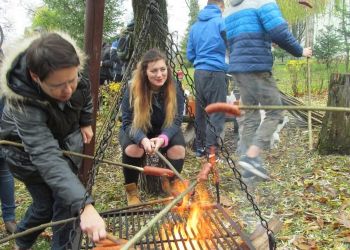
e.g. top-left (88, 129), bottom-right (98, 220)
top-left (130, 49), bottom-right (177, 134)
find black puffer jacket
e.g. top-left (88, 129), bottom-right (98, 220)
top-left (0, 34), bottom-right (93, 215)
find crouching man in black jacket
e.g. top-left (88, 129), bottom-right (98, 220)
top-left (0, 32), bottom-right (106, 249)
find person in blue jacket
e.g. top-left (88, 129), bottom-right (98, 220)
top-left (187, 0), bottom-right (228, 161)
top-left (224, 0), bottom-right (312, 180)
top-left (119, 48), bottom-right (186, 205)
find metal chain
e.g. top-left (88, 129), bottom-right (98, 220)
top-left (64, 6), bottom-right (154, 249)
top-left (148, 4), bottom-right (276, 249)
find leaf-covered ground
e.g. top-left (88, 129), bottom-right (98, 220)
top-left (0, 91), bottom-right (349, 249)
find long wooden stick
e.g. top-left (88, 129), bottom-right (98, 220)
top-left (120, 181), bottom-right (198, 250)
top-left (0, 217), bottom-right (77, 244)
top-left (0, 140), bottom-right (144, 172)
top-left (154, 150), bottom-right (184, 181)
top-left (238, 105), bottom-right (350, 112)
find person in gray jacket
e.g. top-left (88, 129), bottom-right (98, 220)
top-left (0, 32), bottom-right (106, 249)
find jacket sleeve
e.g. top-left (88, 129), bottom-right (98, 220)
top-left (186, 29), bottom-right (196, 63)
top-left (160, 82), bottom-right (184, 141)
top-left (258, 2), bottom-right (303, 57)
top-left (79, 76), bottom-right (94, 127)
top-left (121, 87), bottom-right (147, 144)
top-left (9, 104), bottom-right (92, 215)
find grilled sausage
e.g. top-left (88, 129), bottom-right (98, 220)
top-left (143, 166), bottom-right (175, 177)
top-left (197, 162), bottom-right (213, 182)
top-left (205, 102), bottom-right (241, 116)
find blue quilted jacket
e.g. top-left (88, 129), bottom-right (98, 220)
top-left (224, 0), bottom-right (303, 73)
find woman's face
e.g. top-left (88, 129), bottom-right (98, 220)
top-left (37, 66), bottom-right (79, 102)
top-left (146, 59), bottom-right (168, 89)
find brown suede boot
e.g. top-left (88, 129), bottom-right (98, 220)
top-left (124, 183), bottom-right (141, 206)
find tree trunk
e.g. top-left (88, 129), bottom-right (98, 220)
top-left (132, 0), bottom-right (168, 57)
top-left (132, 0), bottom-right (169, 194)
top-left (318, 73), bottom-right (350, 154)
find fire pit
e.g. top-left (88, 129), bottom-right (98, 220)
top-left (80, 203), bottom-right (254, 249)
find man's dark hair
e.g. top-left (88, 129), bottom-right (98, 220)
top-left (26, 33), bottom-right (80, 81)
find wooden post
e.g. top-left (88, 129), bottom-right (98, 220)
top-left (79, 0), bottom-right (105, 185)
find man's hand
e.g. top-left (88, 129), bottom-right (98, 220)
top-left (80, 204), bottom-right (106, 243)
top-left (303, 47), bottom-right (312, 58)
top-left (81, 125), bottom-right (93, 144)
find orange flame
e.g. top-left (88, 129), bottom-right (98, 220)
top-left (161, 182), bottom-right (213, 250)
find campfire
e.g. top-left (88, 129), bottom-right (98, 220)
top-left (159, 183), bottom-right (215, 249)
top-left (80, 181), bottom-right (255, 249)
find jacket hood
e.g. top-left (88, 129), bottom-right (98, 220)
top-left (198, 4), bottom-right (222, 21)
top-left (0, 31), bottom-right (87, 102)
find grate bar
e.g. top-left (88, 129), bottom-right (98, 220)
top-left (206, 210), bottom-right (238, 249)
top-left (82, 206), bottom-right (253, 249)
top-left (216, 204), bottom-right (255, 249)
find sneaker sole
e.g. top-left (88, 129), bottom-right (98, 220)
top-left (238, 161), bottom-right (271, 180)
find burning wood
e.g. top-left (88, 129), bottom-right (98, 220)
top-left (159, 183), bottom-right (221, 249)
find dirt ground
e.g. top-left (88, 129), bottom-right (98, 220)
top-left (0, 111), bottom-right (349, 249)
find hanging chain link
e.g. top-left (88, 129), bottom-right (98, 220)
top-left (65, 0), bottom-right (276, 248)
top-left (64, 4), bottom-right (154, 249)
top-left (148, 3), bottom-right (276, 249)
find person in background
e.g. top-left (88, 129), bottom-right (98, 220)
top-left (0, 32), bottom-right (106, 249)
top-left (119, 48), bottom-right (185, 205)
top-left (110, 37), bottom-right (123, 82)
top-left (99, 42), bottom-right (113, 85)
top-left (187, 0), bottom-right (228, 161)
top-left (0, 47), bottom-right (16, 234)
top-left (224, 0), bottom-right (312, 180)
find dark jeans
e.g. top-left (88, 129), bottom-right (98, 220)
top-left (15, 182), bottom-right (74, 250)
top-left (0, 156), bottom-right (16, 222)
top-left (194, 70), bottom-right (227, 153)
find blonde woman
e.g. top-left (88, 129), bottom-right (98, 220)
top-left (119, 48), bottom-right (186, 205)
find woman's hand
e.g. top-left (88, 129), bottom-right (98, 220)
top-left (150, 137), bottom-right (165, 152)
top-left (141, 138), bottom-right (154, 154)
top-left (80, 204), bottom-right (106, 243)
top-left (81, 125), bottom-right (94, 144)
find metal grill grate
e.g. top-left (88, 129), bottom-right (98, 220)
top-left (80, 204), bottom-right (254, 249)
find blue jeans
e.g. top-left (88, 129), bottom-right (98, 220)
top-left (0, 155), bottom-right (16, 222)
top-left (15, 182), bottom-right (74, 250)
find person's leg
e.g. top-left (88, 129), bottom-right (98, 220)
top-left (119, 130), bottom-right (144, 184)
top-left (15, 183), bottom-right (53, 249)
top-left (119, 130), bottom-right (144, 205)
top-left (204, 71), bottom-right (227, 156)
top-left (0, 157), bottom-right (16, 225)
top-left (234, 73), bottom-right (269, 179)
top-left (253, 72), bottom-right (284, 151)
top-left (51, 193), bottom-right (75, 250)
top-left (162, 130), bottom-right (186, 196)
top-left (194, 70), bottom-right (207, 156)
top-left (165, 130), bottom-right (186, 175)
top-left (233, 73), bottom-right (261, 157)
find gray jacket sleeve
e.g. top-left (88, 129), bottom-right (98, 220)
top-left (10, 104), bottom-right (92, 215)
